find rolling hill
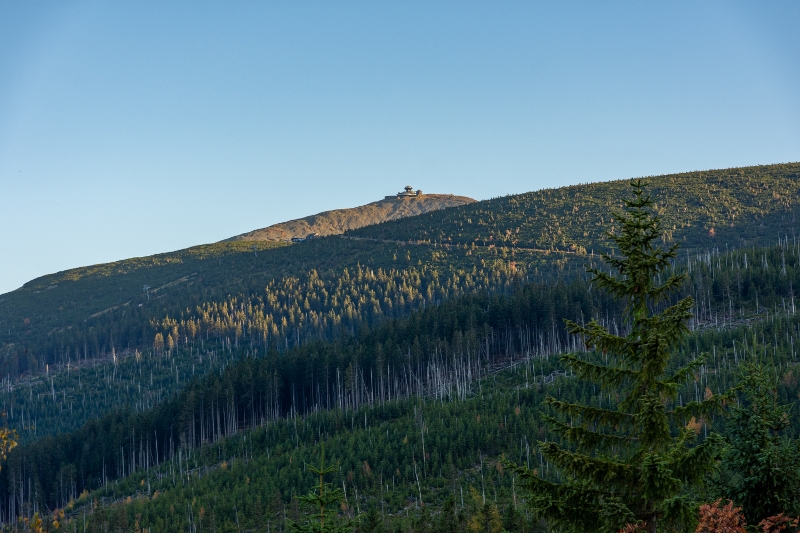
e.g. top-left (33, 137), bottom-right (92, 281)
top-left (350, 163), bottom-right (800, 254)
top-left (2, 163), bottom-right (800, 383)
top-left (225, 193), bottom-right (475, 242)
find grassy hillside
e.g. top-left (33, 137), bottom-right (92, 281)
top-left (350, 163), bottom-right (800, 253)
top-left (227, 193), bottom-right (475, 242)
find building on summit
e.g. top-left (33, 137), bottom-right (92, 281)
top-left (386, 186), bottom-right (423, 200)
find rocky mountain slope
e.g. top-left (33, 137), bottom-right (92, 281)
top-left (225, 193), bottom-right (475, 242)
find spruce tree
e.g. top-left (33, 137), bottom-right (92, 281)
top-left (288, 447), bottom-right (356, 533)
top-left (718, 362), bottom-right (800, 523)
top-left (358, 507), bottom-right (381, 533)
top-left (509, 180), bottom-right (728, 533)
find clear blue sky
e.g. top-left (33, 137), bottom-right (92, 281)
top-left (1, 2), bottom-right (799, 295)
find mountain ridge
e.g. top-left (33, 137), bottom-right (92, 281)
top-left (224, 193), bottom-right (475, 242)
top-left (3, 163), bottom-right (800, 383)
top-left (348, 163), bottom-right (800, 253)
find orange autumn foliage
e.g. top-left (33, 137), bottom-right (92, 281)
top-left (693, 501), bottom-right (799, 533)
top-left (759, 513), bottom-right (800, 533)
top-left (695, 500), bottom-right (747, 533)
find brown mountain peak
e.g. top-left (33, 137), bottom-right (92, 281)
top-left (225, 192), bottom-right (475, 243)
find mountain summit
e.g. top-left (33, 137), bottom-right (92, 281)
top-left (225, 189), bottom-right (474, 242)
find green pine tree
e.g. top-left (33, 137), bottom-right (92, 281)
top-left (358, 507), bottom-right (381, 533)
top-left (288, 447), bottom-right (356, 533)
top-left (435, 496), bottom-right (461, 533)
top-left (508, 180), bottom-right (730, 533)
top-left (718, 362), bottom-right (800, 523)
top-left (500, 504), bottom-right (523, 533)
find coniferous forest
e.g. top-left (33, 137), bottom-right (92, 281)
top-left (2, 165), bottom-right (800, 532)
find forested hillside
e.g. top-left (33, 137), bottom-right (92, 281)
top-left (2, 164), bottom-right (798, 383)
top-left (2, 275), bottom-right (799, 531)
top-left (3, 238), bottom-right (800, 530)
top-left (5, 235), bottom-right (800, 445)
top-left (0, 231), bottom-right (581, 379)
top-left (1, 165), bottom-right (800, 532)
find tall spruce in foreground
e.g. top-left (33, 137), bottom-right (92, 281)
top-left (509, 180), bottom-right (729, 533)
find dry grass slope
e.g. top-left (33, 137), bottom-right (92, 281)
top-left (225, 193), bottom-right (475, 242)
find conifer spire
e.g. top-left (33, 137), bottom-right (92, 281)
top-left (510, 180), bottom-right (730, 533)
top-left (288, 446), bottom-right (356, 533)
